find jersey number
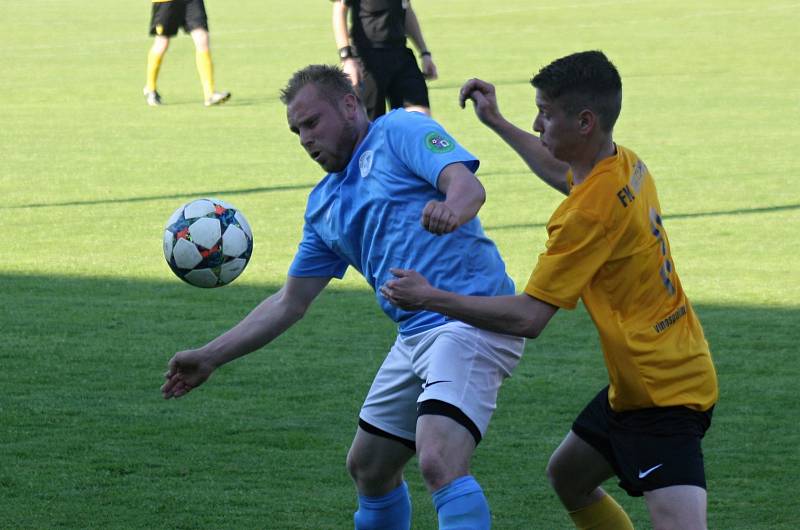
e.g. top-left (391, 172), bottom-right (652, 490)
top-left (649, 207), bottom-right (676, 296)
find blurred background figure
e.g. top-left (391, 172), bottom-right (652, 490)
top-left (144, 0), bottom-right (230, 107)
top-left (332, 0), bottom-right (437, 119)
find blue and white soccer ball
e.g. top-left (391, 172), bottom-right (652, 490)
top-left (163, 198), bottom-right (254, 288)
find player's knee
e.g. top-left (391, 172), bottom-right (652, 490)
top-left (417, 447), bottom-right (454, 490)
top-left (346, 446), bottom-right (365, 481)
top-left (545, 452), bottom-right (568, 492)
top-left (417, 454), bottom-right (446, 490)
top-left (151, 36), bottom-right (170, 54)
top-left (346, 446), bottom-right (381, 484)
top-left (190, 29), bottom-right (210, 51)
top-left (347, 448), bottom-right (406, 496)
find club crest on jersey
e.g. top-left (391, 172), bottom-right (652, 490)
top-left (359, 150), bottom-right (374, 178)
top-left (424, 131), bottom-right (456, 153)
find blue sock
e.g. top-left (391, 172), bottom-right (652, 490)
top-left (354, 481), bottom-right (412, 530)
top-left (432, 475), bottom-right (491, 530)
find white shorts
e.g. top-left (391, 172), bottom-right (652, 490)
top-left (359, 321), bottom-right (525, 446)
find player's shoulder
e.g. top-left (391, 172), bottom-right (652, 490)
top-left (381, 109), bottom-right (455, 146)
top-left (380, 108), bottom-right (438, 128)
top-left (577, 145), bottom-right (642, 197)
top-left (561, 146), bottom-right (634, 223)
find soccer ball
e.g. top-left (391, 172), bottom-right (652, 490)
top-left (163, 198), bottom-right (254, 288)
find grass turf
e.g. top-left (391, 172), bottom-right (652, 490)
top-left (1, 0), bottom-right (798, 527)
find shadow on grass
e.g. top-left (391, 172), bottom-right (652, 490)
top-left (484, 203), bottom-right (800, 232)
top-left (6, 183), bottom-right (318, 209)
top-left (5, 169), bottom-right (529, 210)
top-left (1, 272), bottom-right (798, 528)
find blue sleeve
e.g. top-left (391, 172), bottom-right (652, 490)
top-left (384, 111), bottom-right (479, 189)
top-left (288, 222), bottom-right (348, 279)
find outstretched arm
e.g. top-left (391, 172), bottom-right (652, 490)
top-left (162, 275), bottom-right (332, 398)
top-left (381, 269), bottom-right (558, 338)
top-left (459, 78), bottom-right (570, 195)
top-left (404, 3), bottom-right (437, 80)
top-left (421, 162), bottom-right (485, 235)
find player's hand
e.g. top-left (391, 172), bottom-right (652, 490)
top-left (161, 349), bottom-right (216, 399)
top-left (342, 57), bottom-right (363, 88)
top-left (459, 78), bottom-right (503, 128)
top-left (421, 200), bottom-right (458, 235)
top-left (421, 55), bottom-right (438, 81)
top-left (380, 268), bottom-right (433, 311)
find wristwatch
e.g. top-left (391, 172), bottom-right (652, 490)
top-left (338, 46), bottom-right (355, 61)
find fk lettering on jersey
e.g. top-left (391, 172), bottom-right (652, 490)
top-left (616, 159), bottom-right (646, 208)
top-left (525, 145), bottom-right (717, 412)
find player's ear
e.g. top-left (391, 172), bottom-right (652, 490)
top-left (577, 109), bottom-right (596, 135)
top-left (342, 93), bottom-right (360, 119)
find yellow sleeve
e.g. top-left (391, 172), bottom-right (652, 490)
top-left (525, 209), bottom-right (612, 309)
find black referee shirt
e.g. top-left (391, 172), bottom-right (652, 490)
top-left (346, 0), bottom-right (407, 49)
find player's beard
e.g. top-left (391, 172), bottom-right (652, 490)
top-left (324, 120), bottom-right (359, 173)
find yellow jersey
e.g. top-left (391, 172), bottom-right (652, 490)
top-left (525, 145), bottom-right (718, 412)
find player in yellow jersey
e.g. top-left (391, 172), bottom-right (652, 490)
top-left (144, 0), bottom-right (230, 107)
top-left (381, 51), bottom-right (718, 529)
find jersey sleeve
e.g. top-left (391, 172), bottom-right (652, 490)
top-left (525, 209), bottom-right (612, 309)
top-left (384, 111), bottom-right (479, 189)
top-left (288, 222), bottom-right (349, 279)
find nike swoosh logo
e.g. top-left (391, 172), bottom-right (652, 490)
top-left (638, 463), bottom-right (663, 479)
top-left (423, 380), bottom-right (452, 389)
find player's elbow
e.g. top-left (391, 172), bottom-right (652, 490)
top-left (513, 294), bottom-right (556, 339)
top-left (496, 316), bottom-right (541, 339)
top-left (518, 320), bottom-right (543, 339)
top-left (512, 304), bottom-right (550, 338)
top-left (463, 181), bottom-right (486, 222)
top-left (474, 180), bottom-right (487, 207)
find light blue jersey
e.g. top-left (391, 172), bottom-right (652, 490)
top-left (289, 110), bottom-right (514, 335)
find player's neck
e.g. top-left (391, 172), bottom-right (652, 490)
top-left (352, 119), bottom-right (371, 154)
top-left (570, 137), bottom-right (615, 185)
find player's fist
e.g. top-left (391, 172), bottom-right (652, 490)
top-left (421, 55), bottom-right (438, 80)
top-left (342, 57), bottom-right (363, 88)
top-left (421, 200), bottom-right (458, 235)
top-left (459, 78), bottom-right (503, 128)
top-left (380, 268), bottom-right (433, 311)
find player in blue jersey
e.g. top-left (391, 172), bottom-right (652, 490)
top-left (162, 64), bottom-right (524, 529)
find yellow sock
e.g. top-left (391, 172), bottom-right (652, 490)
top-left (568, 494), bottom-right (634, 530)
top-left (195, 49), bottom-right (214, 100)
top-left (146, 49), bottom-right (165, 92)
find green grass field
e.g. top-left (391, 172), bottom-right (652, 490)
top-left (2, 0), bottom-right (799, 528)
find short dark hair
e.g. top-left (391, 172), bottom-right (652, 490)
top-left (280, 64), bottom-right (358, 106)
top-left (531, 51), bottom-right (622, 132)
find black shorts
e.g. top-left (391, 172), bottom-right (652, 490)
top-left (356, 47), bottom-right (429, 120)
top-left (149, 0), bottom-right (209, 37)
top-left (572, 386), bottom-right (713, 497)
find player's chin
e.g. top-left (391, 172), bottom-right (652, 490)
top-left (319, 157), bottom-right (347, 173)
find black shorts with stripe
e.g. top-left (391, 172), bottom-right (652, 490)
top-left (572, 386), bottom-right (714, 497)
top-left (149, 0), bottom-right (208, 37)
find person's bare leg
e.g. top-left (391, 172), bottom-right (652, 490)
top-left (547, 431), bottom-right (633, 529)
top-left (144, 35), bottom-right (170, 104)
top-left (347, 426), bottom-right (415, 529)
top-left (644, 484), bottom-right (707, 530)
